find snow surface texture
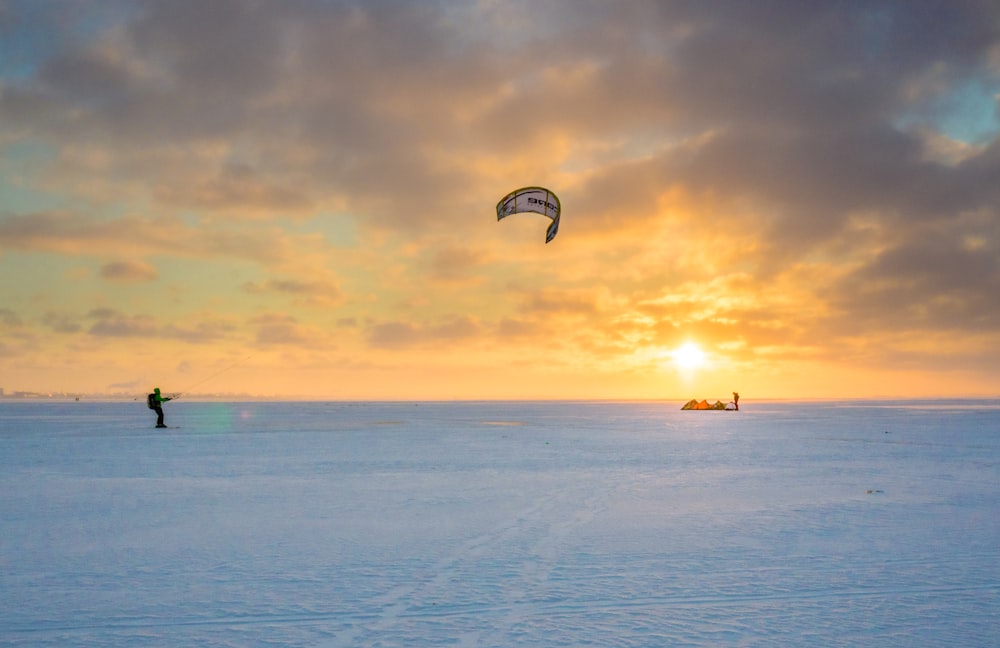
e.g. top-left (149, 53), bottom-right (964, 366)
top-left (1, 400), bottom-right (998, 647)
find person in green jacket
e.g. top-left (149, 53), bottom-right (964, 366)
top-left (146, 387), bottom-right (172, 428)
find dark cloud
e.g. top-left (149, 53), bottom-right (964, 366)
top-left (85, 308), bottom-right (236, 342)
top-left (249, 312), bottom-right (323, 347)
top-left (0, 307), bottom-right (23, 327)
top-left (162, 321), bottom-right (237, 343)
top-left (100, 260), bottom-right (157, 282)
top-left (0, 0), bottom-right (500, 226)
top-left (42, 311), bottom-right (81, 333)
top-left (366, 316), bottom-right (481, 349)
top-left (365, 321), bottom-right (418, 349)
top-left (88, 311), bottom-right (156, 337)
top-left (243, 278), bottom-right (342, 307)
top-left (0, 210), bottom-right (316, 267)
top-left (4, 1), bottom-right (996, 238)
top-left (827, 217), bottom-right (1000, 333)
top-left (155, 163), bottom-right (315, 214)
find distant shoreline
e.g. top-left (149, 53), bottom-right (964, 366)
top-left (2, 395), bottom-right (999, 406)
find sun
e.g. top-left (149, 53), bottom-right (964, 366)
top-left (671, 342), bottom-right (705, 370)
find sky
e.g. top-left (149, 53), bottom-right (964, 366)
top-left (1, 0), bottom-right (999, 400)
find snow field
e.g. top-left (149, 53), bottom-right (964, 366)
top-left (1, 400), bottom-right (998, 646)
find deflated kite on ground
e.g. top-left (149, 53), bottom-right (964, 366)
top-left (496, 187), bottom-right (561, 243)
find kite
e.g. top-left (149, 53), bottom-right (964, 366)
top-left (496, 186), bottom-right (561, 243)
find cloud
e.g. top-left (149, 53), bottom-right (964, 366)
top-left (366, 316), bottom-right (482, 349)
top-left (427, 246), bottom-right (486, 282)
top-left (162, 320), bottom-right (238, 344)
top-left (827, 212), bottom-right (1000, 334)
top-left (366, 321), bottom-right (419, 349)
top-left (517, 289), bottom-right (600, 316)
top-left (4, 2), bottom-right (996, 247)
top-left (43, 311), bottom-right (82, 333)
top-left (87, 310), bottom-right (157, 337)
top-left (243, 277), bottom-right (342, 305)
top-left (84, 308), bottom-right (236, 343)
top-left (100, 260), bottom-right (157, 282)
top-left (250, 312), bottom-right (325, 347)
top-left (3, 1), bottom-right (1000, 396)
top-left (153, 162), bottom-right (315, 216)
top-left (0, 210), bottom-right (329, 271)
top-left (0, 1), bottom-right (496, 229)
top-left (0, 307), bottom-right (23, 327)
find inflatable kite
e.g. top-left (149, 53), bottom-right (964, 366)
top-left (496, 186), bottom-right (561, 243)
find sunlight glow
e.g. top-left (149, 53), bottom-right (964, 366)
top-left (672, 342), bottom-right (705, 370)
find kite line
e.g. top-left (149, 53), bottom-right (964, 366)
top-left (168, 354), bottom-right (254, 399)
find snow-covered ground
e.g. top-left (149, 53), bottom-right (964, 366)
top-left (2, 400), bottom-right (998, 646)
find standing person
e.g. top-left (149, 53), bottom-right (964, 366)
top-left (733, 392), bottom-right (740, 411)
top-left (146, 387), bottom-right (172, 428)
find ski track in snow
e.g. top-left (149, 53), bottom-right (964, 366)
top-left (1, 400), bottom-right (999, 646)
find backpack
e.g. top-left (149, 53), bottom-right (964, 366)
top-left (147, 393), bottom-right (157, 410)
